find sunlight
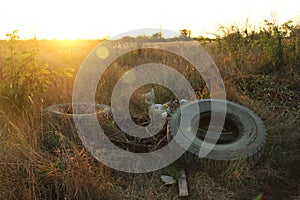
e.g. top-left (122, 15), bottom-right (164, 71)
top-left (0, 0), bottom-right (299, 39)
top-left (54, 39), bottom-right (83, 46)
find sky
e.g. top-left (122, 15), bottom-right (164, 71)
top-left (1, 0), bottom-right (300, 40)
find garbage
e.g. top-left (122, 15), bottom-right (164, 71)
top-left (179, 99), bottom-right (188, 105)
top-left (178, 170), bottom-right (189, 197)
top-left (160, 175), bottom-right (176, 185)
top-left (143, 88), bottom-right (155, 106)
top-left (149, 104), bottom-right (168, 118)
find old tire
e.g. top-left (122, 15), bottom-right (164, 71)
top-left (43, 103), bottom-right (111, 147)
top-left (168, 99), bottom-right (267, 169)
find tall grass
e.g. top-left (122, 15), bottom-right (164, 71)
top-left (0, 38), bottom-right (119, 200)
top-left (0, 17), bottom-right (299, 199)
top-left (201, 18), bottom-right (300, 76)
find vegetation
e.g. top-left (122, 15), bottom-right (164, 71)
top-left (1, 30), bottom-right (74, 110)
top-left (203, 18), bottom-right (300, 76)
top-left (0, 17), bottom-right (299, 200)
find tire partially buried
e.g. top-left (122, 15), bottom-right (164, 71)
top-left (168, 99), bottom-right (267, 168)
top-left (43, 103), bottom-right (111, 146)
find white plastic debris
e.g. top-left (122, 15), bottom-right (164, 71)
top-left (178, 170), bottom-right (189, 197)
top-left (161, 175), bottom-right (176, 185)
top-left (179, 99), bottom-right (188, 105)
top-left (143, 88), bottom-right (155, 106)
top-left (149, 104), bottom-right (168, 118)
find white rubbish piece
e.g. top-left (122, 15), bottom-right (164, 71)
top-left (179, 99), bottom-right (188, 105)
top-left (149, 104), bottom-right (168, 118)
top-left (143, 88), bottom-right (155, 105)
top-left (160, 175), bottom-right (176, 185)
top-left (178, 170), bottom-right (189, 197)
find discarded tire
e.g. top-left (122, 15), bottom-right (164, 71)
top-left (43, 103), bottom-right (111, 147)
top-left (168, 99), bottom-right (267, 168)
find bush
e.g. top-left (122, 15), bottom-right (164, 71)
top-left (208, 18), bottom-right (300, 75)
top-left (0, 30), bottom-right (74, 110)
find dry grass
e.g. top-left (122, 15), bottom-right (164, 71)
top-left (0, 37), bottom-right (299, 200)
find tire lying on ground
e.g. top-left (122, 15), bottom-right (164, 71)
top-left (43, 103), bottom-right (111, 147)
top-left (168, 99), bottom-right (267, 169)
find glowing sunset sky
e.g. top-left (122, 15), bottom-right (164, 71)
top-left (1, 0), bottom-right (299, 39)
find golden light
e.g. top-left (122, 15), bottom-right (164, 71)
top-left (0, 0), bottom-right (299, 40)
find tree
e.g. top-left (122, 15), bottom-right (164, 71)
top-left (152, 32), bottom-right (162, 39)
top-left (179, 29), bottom-right (192, 38)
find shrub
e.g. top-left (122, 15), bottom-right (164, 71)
top-left (208, 18), bottom-right (300, 75)
top-left (0, 30), bottom-right (74, 110)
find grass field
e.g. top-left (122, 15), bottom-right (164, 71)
top-left (0, 21), bottom-right (299, 200)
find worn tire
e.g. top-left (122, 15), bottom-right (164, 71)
top-left (43, 103), bottom-right (111, 147)
top-left (168, 99), bottom-right (267, 169)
